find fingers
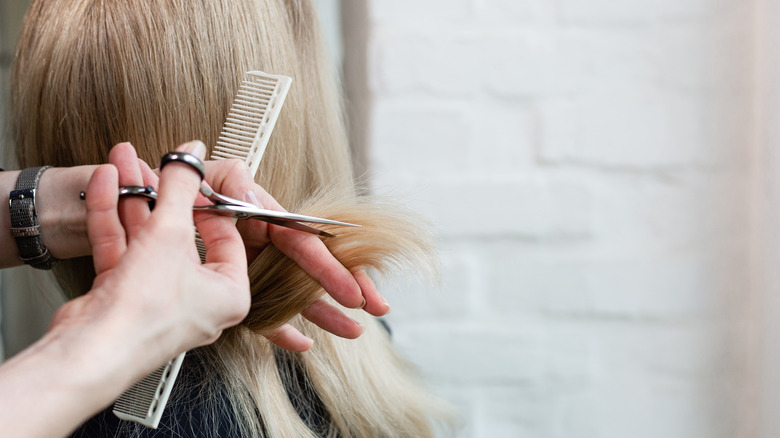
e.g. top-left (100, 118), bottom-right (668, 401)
top-left (244, 185), bottom-right (368, 310)
top-left (203, 160), bottom-right (270, 260)
top-left (154, 141), bottom-right (207, 220)
top-left (201, 158), bottom-right (389, 322)
top-left (194, 211), bottom-right (247, 270)
top-left (136, 158), bottom-right (159, 188)
top-left (235, 189), bottom-right (269, 263)
top-left (301, 298), bottom-right (364, 339)
top-left (269, 226), bottom-right (365, 309)
top-left (353, 270), bottom-right (390, 316)
top-left (109, 143), bottom-right (150, 240)
top-left (161, 144), bottom-right (247, 270)
top-left (263, 324), bottom-right (314, 352)
top-left (202, 159), bottom-right (256, 204)
top-left (85, 165), bottom-right (126, 275)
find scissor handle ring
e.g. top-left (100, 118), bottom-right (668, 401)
top-left (118, 185), bottom-right (157, 210)
top-left (118, 185), bottom-right (157, 199)
top-left (159, 152), bottom-right (206, 181)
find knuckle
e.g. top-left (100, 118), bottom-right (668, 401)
top-left (226, 159), bottom-right (248, 174)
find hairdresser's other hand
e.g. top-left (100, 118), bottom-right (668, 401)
top-left (50, 141), bottom-right (250, 373)
top-left (131, 146), bottom-right (385, 351)
top-left (200, 158), bottom-right (389, 351)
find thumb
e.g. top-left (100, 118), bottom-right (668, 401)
top-left (155, 140), bottom-right (208, 219)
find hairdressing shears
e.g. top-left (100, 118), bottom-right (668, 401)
top-left (81, 151), bottom-right (358, 237)
top-left (115, 184), bottom-right (358, 238)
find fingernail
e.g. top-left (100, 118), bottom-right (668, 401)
top-left (245, 190), bottom-right (261, 207)
top-left (180, 140), bottom-right (207, 160)
top-left (358, 297), bottom-right (367, 309)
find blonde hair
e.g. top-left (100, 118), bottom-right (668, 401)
top-left (12, 0), bottom-right (454, 437)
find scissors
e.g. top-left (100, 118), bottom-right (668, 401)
top-left (114, 185), bottom-right (357, 238)
top-left (80, 152), bottom-right (359, 238)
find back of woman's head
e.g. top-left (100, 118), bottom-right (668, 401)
top-left (13, 0), bottom-right (360, 300)
top-left (12, 0), bottom-right (455, 436)
top-left (13, 0), bottom-right (351, 207)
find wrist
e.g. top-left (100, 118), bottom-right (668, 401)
top-left (37, 165), bottom-right (98, 260)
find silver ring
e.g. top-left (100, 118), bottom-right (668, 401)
top-left (159, 152), bottom-right (205, 181)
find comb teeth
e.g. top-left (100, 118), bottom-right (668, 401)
top-left (113, 353), bottom-right (185, 429)
top-left (197, 71), bottom-right (292, 263)
top-left (211, 72), bottom-right (292, 176)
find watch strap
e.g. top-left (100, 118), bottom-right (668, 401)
top-left (9, 166), bottom-right (59, 269)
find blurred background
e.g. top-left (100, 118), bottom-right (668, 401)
top-left (2, 0), bottom-right (777, 437)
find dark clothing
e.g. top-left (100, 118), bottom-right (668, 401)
top-left (72, 321), bottom-right (391, 437)
top-left (71, 351), bottom-right (244, 438)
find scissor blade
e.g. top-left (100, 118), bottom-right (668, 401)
top-left (192, 205), bottom-right (337, 236)
top-left (244, 207), bottom-right (360, 227)
top-left (194, 204), bottom-right (360, 228)
top-left (259, 217), bottom-right (336, 237)
top-left (198, 185), bottom-right (257, 209)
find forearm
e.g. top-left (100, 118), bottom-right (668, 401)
top-left (0, 318), bottom-right (140, 437)
top-left (0, 165), bottom-right (96, 268)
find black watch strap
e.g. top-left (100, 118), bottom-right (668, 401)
top-left (9, 166), bottom-right (59, 269)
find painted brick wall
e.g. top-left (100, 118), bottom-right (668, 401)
top-left (353, 1), bottom-right (757, 437)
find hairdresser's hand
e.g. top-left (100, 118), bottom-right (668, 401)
top-left (198, 158), bottom-right (390, 351)
top-left (130, 141), bottom-right (386, 351)
top-left (49, 141), bottom-right (250, 370)
top-left (9, 141), bottom-right (250, 435)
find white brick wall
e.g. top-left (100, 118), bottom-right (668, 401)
top-left (357, 1), bottom-right (757, 436)
top-left (754, 1), bottom-right (780, 436)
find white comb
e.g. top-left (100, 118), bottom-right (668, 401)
top-left (112, 70), bottom-right (292, 429)
top-left (195, 71), bottom-right (292, 259)
top-left (112, 354), bottom-right (184, 428)
top-left (211, 71), bottom-right (292, 175)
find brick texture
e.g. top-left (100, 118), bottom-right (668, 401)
top-left (361, 0), bottom-right (756, 436)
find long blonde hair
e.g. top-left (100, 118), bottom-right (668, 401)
top-left (12, 0), bottom-right (454, 436)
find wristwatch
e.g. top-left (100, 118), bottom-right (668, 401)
top-left (9, 166), bottom-right (59, 269)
